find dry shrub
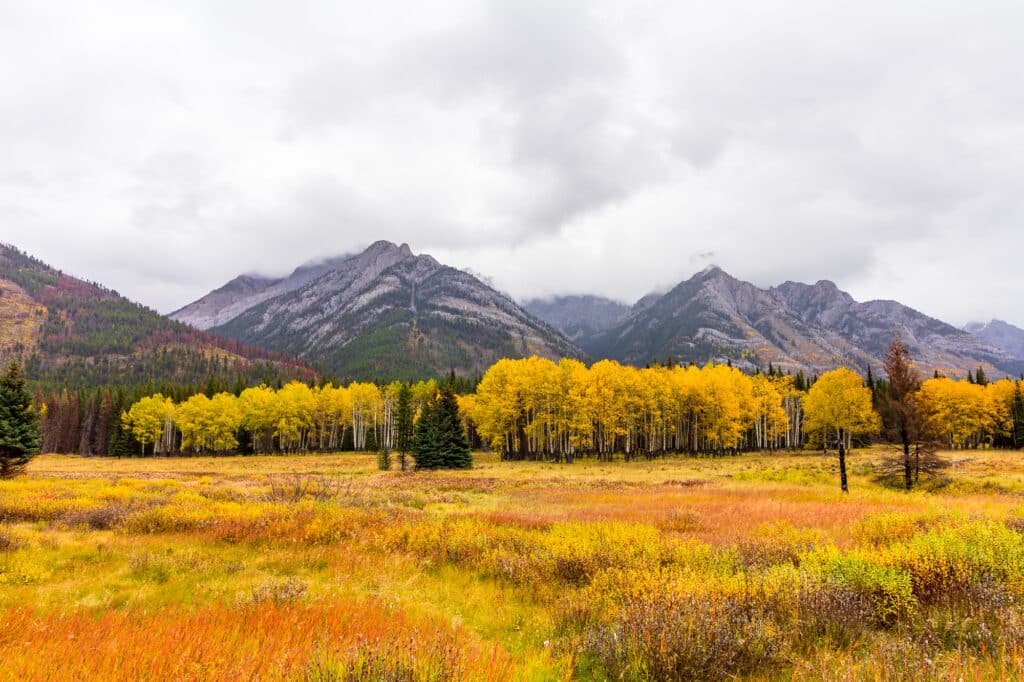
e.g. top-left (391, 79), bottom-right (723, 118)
top-left (910, 579), bottom-right (1024, 655)
top-left (582, 592), bottom-right (782, 681)
top-left (241, 577), bottom-right (309, 606)
top-left (305, 635), bottom-right (465, 682)
top-left (733, 523), bottom-right (820, 570)
top-left (264, 473), bottom-right (355, 504)
top-left (62, 502), bottom-right (137, 530)
top-left (776, 579), bottom-right (876, 649)
top-left (658, 509), bottom-right (702, 533)
top-left (0, 525), bottom-right (27, 552)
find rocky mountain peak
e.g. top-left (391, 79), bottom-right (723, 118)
top-left (964, 319), bottom-right (1024, 361)
top-left (176, 241), bottom-right (582, 378)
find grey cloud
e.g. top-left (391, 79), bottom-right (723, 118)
top-left (0, 0), bottom-right (1022, 329)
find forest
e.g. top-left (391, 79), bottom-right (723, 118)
top-left (39, 347), bottom-right (1024, 466)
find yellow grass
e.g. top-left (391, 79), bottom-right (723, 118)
top-left (3, 448), bottom-right (1024, 680)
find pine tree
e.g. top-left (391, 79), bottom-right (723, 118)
top-left (394, 383), bottom-right (414, 471)
top-left (436, 387), bottom-right (472, 469)
top-left (975, 366), bottom-right (988, 387)
top-left (412, 395), bottom-right (441, 469)
top-left (411, 388), bottom-right (472, 470)
top-left (1013, 382), bottom-right (1024, 449)
top-left (877, 334), bottom-right (935, 490)
top-left (0, 361), bottom-right (41, 478)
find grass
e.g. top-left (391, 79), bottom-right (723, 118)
top-left (3, 448), bottom-right (1024, 679)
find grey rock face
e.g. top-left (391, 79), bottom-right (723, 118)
top-left (523, 295), bottom-right (631, 343)
top-left (587, 266), bottom-right (1021, 376)
top-left (965, 320), bottom-right (1024, 361)
top-left (177, 241), bottom-right (582, 379)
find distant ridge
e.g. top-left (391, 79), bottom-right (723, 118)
top-left (522, 295), bottom-right (631, 343)
top-left (964, 320), bottom-right (1024, 362)
top-left (581, 265), bottom-right (1022, 376)
top-left (0, 243), bottom-right (315, 387)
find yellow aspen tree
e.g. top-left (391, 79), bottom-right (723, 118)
top-left (803, 367), bottom-right (880, 492)
top-left (348, 382), bottom-right (382, 451)
top-left (239, 385), bottom-right (277, 453)
top-left (275, 382), bottom-right (316, 452)
top-left (122, 394), bottom-right (175, 456)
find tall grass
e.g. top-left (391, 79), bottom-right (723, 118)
top-left (0, 602), bottom-right (511, 681)
top-left (5, 450), bottom-right (1024, 680)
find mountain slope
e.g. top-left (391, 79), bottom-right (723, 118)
top-left (0, 243), bottom-right (314, 387)
top-left (964, 320), bottom-right (1024, 362)
top-left (523, 295), bottom-right (630, 343)
top-left (180, 241), bottom-right (582, 379)
top-left (170, 254), bottom-right (356, 330)
top-left (588, 266), bottom-right (1022, 376)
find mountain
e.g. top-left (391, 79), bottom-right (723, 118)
top-left (173, 241), bottom-right (582, 379)
top-left (523, 295), bottom-right (630, 343)
top-left (586, 265), bottom-right (1022, 377)
top-left (169, 254), bottom-right (354, 330)
top-left (0, 243), bottom-right (314, 387)
top-left (964, 320), bottom-right (1024, 362)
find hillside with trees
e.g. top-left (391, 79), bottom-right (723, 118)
top-left (0, 244), bottom-right (315, 390)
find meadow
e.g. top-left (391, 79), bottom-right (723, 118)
top-left (4, 450), bottom-right (1024, 680)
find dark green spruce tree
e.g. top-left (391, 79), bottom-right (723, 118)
top-left (436, 387), bottom-right (472, 469)
top-left (412, 394), bottom-right (442, 469)
top-left (394, 383), bottom-right (414, 471)
top-left (411, 388), bottom-right (472, 470)
top-left (1012, 382), bottom-right (1024, 449)
top-left (0, 361), bottom-right (41, 478)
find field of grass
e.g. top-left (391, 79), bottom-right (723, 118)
top-left (5, 448), bottom-right (1024, 680)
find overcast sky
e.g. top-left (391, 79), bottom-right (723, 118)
top-left (2, 1), bottom-right (1022, 326)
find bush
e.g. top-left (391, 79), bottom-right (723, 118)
top-left (241, 577), bottom-right (308, 606)
top-left (582, 591), bottom-right (782, 681)
top-left (305, 636), bottom-right (465, 682)
top-left (825, 555), bottom-right (916, 626)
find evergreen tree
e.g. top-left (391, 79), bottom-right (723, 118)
top-left (394, 383), bottom-right (414, 471)
top-left (436, 387), bottom-right (472, 469)
top-left (412, 395), bottom-right (441, 469)
top-left (411, 388), bottom-right (472, 470)
top-left (967, 370), bottom-right (975, 384)
top-left (1013, 382), bottom-right (1024, 449)
top-left (0, 362), bottom-right (41, 478)
top-left (878, 335), bottom-right (924, 489)
top-left (975, 366), bottom-right (988, 386)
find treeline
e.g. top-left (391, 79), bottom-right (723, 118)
top-left (44, 351), bottom-right (1024, 461)
top-left (113, 380), bottom-right (449, 456)
top-left (464, 358), bottom-right (807, 461)
top-left (39, 368), bottom-right (481, 456)
top-left (38, 372), bottom-right (318, 456)
top-left (465, 356), bottom-right (1024, 461)
top-left (912, 376), bottom-right (1024, 449)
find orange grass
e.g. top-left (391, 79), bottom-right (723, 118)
top-left (0, 600), bottom-right (512, 682)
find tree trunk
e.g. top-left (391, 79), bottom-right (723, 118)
top-left (902, 428), bottom-right (913, 491)
top-left (838, 427), bottom-right (849, 493)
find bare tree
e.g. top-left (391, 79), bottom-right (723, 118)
top-left (877, 333), bottom-right (946, 489)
